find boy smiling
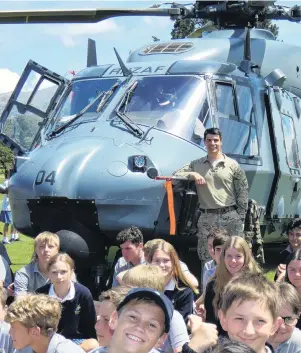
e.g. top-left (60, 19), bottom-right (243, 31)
top-left (219, 273), bottom-right (282, 353)
top-left (107, 288), bottom-right (172, 353)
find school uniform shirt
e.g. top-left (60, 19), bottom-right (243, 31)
top-left (112, 255), bottom-right (145, 287)
top-left (89, 347), bottom-right (160, 353)
top-left (36, 281), bottom-right (97, 340)
top-left (0, 255), bottom-right (12, 288)
top-left (164, 278), bottom-right (194, 324)
top-left (158, 309), bottom-right (189, 353)
top-left (202, 260), bottom-right (216, 293)
top-left (14, 262), bottom-right (49, 296)
top-left (0, 321), bottom-right (14, 353)
top-left (273, 327), bottom-right (301, 353)
top-left (204, 279), bottom-right (226, 336)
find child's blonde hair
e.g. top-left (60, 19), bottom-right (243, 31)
top-left (213, 236), bottom-right (261, 314)
top-left (148, 240), bottom-right (199, 294)
top-left (99, 286), bottom-right (130, 307)
top-left (221, 272), bottom-right (280, 320)
top-left (6, 294), bottom-right (61, 337)
top-left (31, 232), bottom-right (60, 263)
top-left (122, 264), bottom-right (165, 291)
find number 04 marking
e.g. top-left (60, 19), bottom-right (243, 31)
top-left (35, 170), bottom-right (56, 186)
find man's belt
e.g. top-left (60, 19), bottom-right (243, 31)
top-left (199, 205), bottom-right (238, 214)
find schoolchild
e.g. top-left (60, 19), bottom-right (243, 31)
top-left (204, 236), bottom-right (261, 334)
top-left (195, 229), bottom-right (230, 316)
top-left (0, 287), bottom-right (14, 353)
top-left (218, 272), bottom-right (282, 353)
top-left (268, 282), bottom-right (301, 353)
top-left (202, 228), bottom-right (230, 293)
top-left (106, 287), bottom-right (172, 353)
top-left (284, 249), bottom-right (301, 330)
top-left (14, 232), bottom-right (60, 296)
top-left (143, 240), bottom-right (198, 288)
top-left (36, 253), bottom-right (97, 341)
top-left (122, 264), bottom-right (189, 353)
top-left (112, 226), bottom-right (145, 287)
top-left (148, 240), bottom-right (198, 323)
top-left (275, 220), bottom-right (301, 282)
top-left (6, 294), bottom-right (85, 353)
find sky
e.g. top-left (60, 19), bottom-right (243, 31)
top-left (0, 0), bottom-right (300, 94)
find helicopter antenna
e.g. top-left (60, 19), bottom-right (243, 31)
top-left (87, 38), bottom-right (97, 67)
top-left (244, 27), bottom-right (251, 62)
top-left (239, 27), bottom-right (253, 74)
top-left (113, 48), bottom-right (131, 77)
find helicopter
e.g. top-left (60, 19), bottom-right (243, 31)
top-left (0, 0), bottom-right (301, 294)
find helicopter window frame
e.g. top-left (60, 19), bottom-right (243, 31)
top-left (47, 77), bottom-right (122, 133)
top-left (281, 113), bottom-right (301, 170)
top-left (213, 79), bottom-right (260, 160)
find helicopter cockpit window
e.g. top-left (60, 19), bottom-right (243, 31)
top-left (215, 83), bottom-right (236, 117)
top-left (281, 114), bottom-right (300, 169)
top-left (55, 78), bottom-right (119, 124)
top-left (236, 85), bottom-right (254, 123)
top-left (118, 76), bottom-right (208, 144)
top-left (215, 81), bottom-right (259, 157)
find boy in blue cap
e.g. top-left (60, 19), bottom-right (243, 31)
top-left (97, 288), bottom-right (173, 353)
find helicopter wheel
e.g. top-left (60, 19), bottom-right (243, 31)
top-left (56, 229), bottom-right (107, 298)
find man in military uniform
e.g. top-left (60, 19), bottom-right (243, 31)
top-left (174, 128), bottom-right (249, 281)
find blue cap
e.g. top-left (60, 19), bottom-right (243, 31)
top-left (116, 288), bottom-right (173, 333)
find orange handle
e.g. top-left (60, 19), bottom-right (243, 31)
top-left (164, 180), bottom-right (176, 235)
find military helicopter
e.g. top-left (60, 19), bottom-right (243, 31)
top-left (0, 1), bottom-right (301, 293)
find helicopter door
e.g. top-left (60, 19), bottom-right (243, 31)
top-left (0, 60), bottom-right (69, 155)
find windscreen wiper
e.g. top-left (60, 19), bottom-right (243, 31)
top-left (47, 81), bottom-right (120, 139)
top-left (115, 81), bottom-right (144, 138)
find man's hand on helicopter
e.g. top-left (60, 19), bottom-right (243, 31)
top-left (189, 172), bottom-right (206, 185)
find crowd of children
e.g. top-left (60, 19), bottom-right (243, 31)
top-left (0, 220), bottom-right (299, 353)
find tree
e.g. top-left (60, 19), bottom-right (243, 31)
top-left (171, 19), bottom-right (200, 39)
top-left (257, 20), bottom-right (279, 39)
top-left (171, 18), bottom-right (279, 40)
top-left (0, 143), bottom-right (14, 175)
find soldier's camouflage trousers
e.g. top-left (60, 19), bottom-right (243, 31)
top-left (197, 209), bottom-right (245, 265)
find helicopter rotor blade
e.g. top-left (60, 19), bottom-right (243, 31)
top-left (0, 7), bottom-right (182, 24)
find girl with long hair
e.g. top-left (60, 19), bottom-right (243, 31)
top-left (284, 249), bottom-right (301, 330)
top-left (148, 240), bottom-right (198, 323)
top-left (204, 236), bottom-right (261, 334)
top-left (36, 253), bottom-right (97, 342)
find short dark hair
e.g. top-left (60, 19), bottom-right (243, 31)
top-left (291, 218), bottom-right (301, 232)
top-left (204, 128), bottom-right (222, 140)
top-left (116, 226), bottom-right (143, 246)
top-left (213, 229), bottom-right (230, 250)
top-left (203, 338), bottom-right (256, 353)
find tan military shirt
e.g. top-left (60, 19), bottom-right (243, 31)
top-left (174, 155), bottom-right (248, 216)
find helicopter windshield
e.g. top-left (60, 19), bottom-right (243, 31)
top-left (118, 76), bottom-right (209, 143)
top-left (55, 78), bottom-right (120, 124)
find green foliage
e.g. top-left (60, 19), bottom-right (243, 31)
top-left (257, 20), bottom-right (279, 39)
top-left (171, 19), bottom-right (199, 39)
top-left (0, 143), bottom-right (14, 175)
top-left (171, 18), bottom-right (279, 40)
top-left (3, 112), bottom-right (42, 150)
